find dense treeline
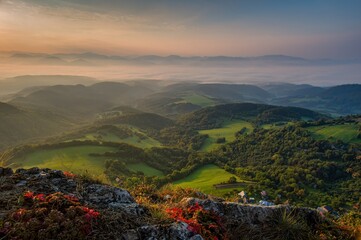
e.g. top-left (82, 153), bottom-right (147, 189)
top-left (155, 127), bottom-right (208, 150)
top-left (97, 112), bottom-right (174, 131)
top-left (210, 125), bottom-right (360, 208)
top-left (178, 103), bottom-right (326, 130)
top-left (298, 114), bottom-right (361, 128)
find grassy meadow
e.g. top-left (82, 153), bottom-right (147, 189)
top-left (77, 126), bottom-right (162, 149)
top-left (307, 123), bottom-right (360, 143)
top-left (13, 145), bottom-right (117, 181)
top-left (182, 94), bottom-right (215, 107)
top-left (199, 120), bottom-right (254, 151)
top-left (173, 164), bottom-right (249, 196)
top-left (127, 163), bottom-right (164, 177)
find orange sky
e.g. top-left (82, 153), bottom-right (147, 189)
top-left (1, 0), bottom-right (360, 58)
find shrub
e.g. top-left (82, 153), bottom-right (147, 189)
top-left (264, 209), bottom-right (312, 240)
top-left (166, 203), bottom-right (226, 240)
top-left (0, 191), bottom-right (100, 239)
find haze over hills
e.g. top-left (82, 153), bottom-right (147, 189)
top-left (4, 52), bottom-right (361, 66)
top-left (1, 52), bottom-right (361, 86)
top-left (1, 77), bottom-right (361, 120)
top-left (0, 101), bottom-right (72, 149)
top-left (0, 76), bottom-right (360, 151)
top-left (0, 75), bottom-right (98, 96)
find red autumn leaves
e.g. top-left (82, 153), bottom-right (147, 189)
top-left (166, 203), bottom-right (227, 240)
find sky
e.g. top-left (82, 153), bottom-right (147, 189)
top-left (0, 0), bottom-right (360, 58)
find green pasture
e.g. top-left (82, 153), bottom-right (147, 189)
top-left (127, 163), bottom-right (164, 177)
top-left (199, 120), bottom-right (254, 151)
top-left (173, 164), bottom-right (249, 196)
top-left (12, 145), bottom-right (117, 181)
top-left (307, 123), bottom-right (360, 143)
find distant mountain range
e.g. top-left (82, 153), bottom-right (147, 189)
top-left (3, 51), bottom-right (360, 67)
top-left (1, 76), bottom-right (360, 118)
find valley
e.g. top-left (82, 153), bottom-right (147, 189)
top-left (0, 78), bottom-right (360, 211)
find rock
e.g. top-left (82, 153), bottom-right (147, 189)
top-left (83, 184), bottom-right (146, 216)
top-left (85, 184), bottom-right (135, 205)
top-left (0, 167), bottom-right (13, 176)
top-left (120, 229), bottom-right (139, 240)
top-left (0, 168), bottom-right (328, 240)
top-left (1, 168), bottom-right (146, 218)
top-left (164, 194), bottom-right (172, 200)
top-left (121, 222), bottom-right (203, 240)
top-left (15, 180), bottom-right (27, 187)
top-left (180, 197), bottom-right (320, 227)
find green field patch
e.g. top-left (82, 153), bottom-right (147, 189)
top-left (126, 163), bottom-right (164, 177)
top-left (307, 123), bottom-right (360, 143)
top-left (78, 126), bottom-right (162, 149)
top-left (13, 145), bottom-right (117, 181)
top-left (261, 122), bottom-right (288, 129)
top-left (173, 164), bottom-right (250, 196)
top-left (180, 93), bottom-right (215, 107)
top-left (199, 120), bottom-right (254, 151)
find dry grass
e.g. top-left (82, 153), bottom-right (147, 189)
top-left (0, 149), bottom-right (14, 168)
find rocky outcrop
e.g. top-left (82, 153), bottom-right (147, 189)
top-left (0, 167), bottom-right (204, 239)
top-left (120, 222), bottom-right (203, 240)
top-left (180, 197), bottom-right (319, 226)
top-left (0, 167), bottom-right (339, 240)
top-left (0, 167), bottom-right (145, 217)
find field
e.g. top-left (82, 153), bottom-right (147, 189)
top-left (127, 163), bottom-right (164, 177)
top-left (179, 93), bottom-right (215, 107)
top-left (173, 164), bottom-right (250, 196)
top-left (307, 123), bottom-right (360, 143)
top-left (12, 145), bottom-right (117, 181)
top-left (78, 126), bottom-right (162, 149)
top-left (199, 120), bottom-right (254, 151)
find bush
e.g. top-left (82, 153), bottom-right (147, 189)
top-left (166, 203), bottom-right (226, 240)
top-left (216, 137), bottom-right (226, 144)
top-left (0, 191), bottom-right (100, 239)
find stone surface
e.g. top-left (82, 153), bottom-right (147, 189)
top-left (120, 222), bottom-right (203, 240)
top-left (0, 167), bottom-right (325, 240)
top-left (180, 197), bottom-right (320, 228)
top-left (0, 167), bottom-right (145, 218)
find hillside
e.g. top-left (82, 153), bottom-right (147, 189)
top-left (271, 84), bottom-right (361, 115)
top-left (9, 82), bottom-right (155, 120)
top-left (0, 102), bottom-right (72, 149)
top-left (97, 112), bottom-right (174, 131)
top-left (136, 83), bottom-right (272, 117)
top-left (179, 103), bottom-right (326, 130)
top-left (0, 75), bottom-right (97, 96)
top-left (163, 83), bottom-right (272, 102)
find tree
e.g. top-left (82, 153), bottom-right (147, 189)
top-left (228, 176), bottom-right (237, 183)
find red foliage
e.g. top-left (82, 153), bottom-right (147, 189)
top-left (166, 203), bottom-right (227, 240)
top-left (23, 191), bottom-right (46, 202)
top-left (23, 191), bottom-right (34, 199)
top-left (64, 194), bottom-right (80, 202)
top-left (63, 171), bottom-right (76, 178)
top-left (1, 191), bottom-right (101, 239)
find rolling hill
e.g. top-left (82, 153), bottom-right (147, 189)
top-left (0, 102), bottom-right (72, 149)
top-left (179, 103), bottom-right (326, 130)
top-left (9, 82), bottom-right (156, 120)
top-left (0, 75), bottom-right (97, 96)
top-left (271, 84), bottom-right (361, 115)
